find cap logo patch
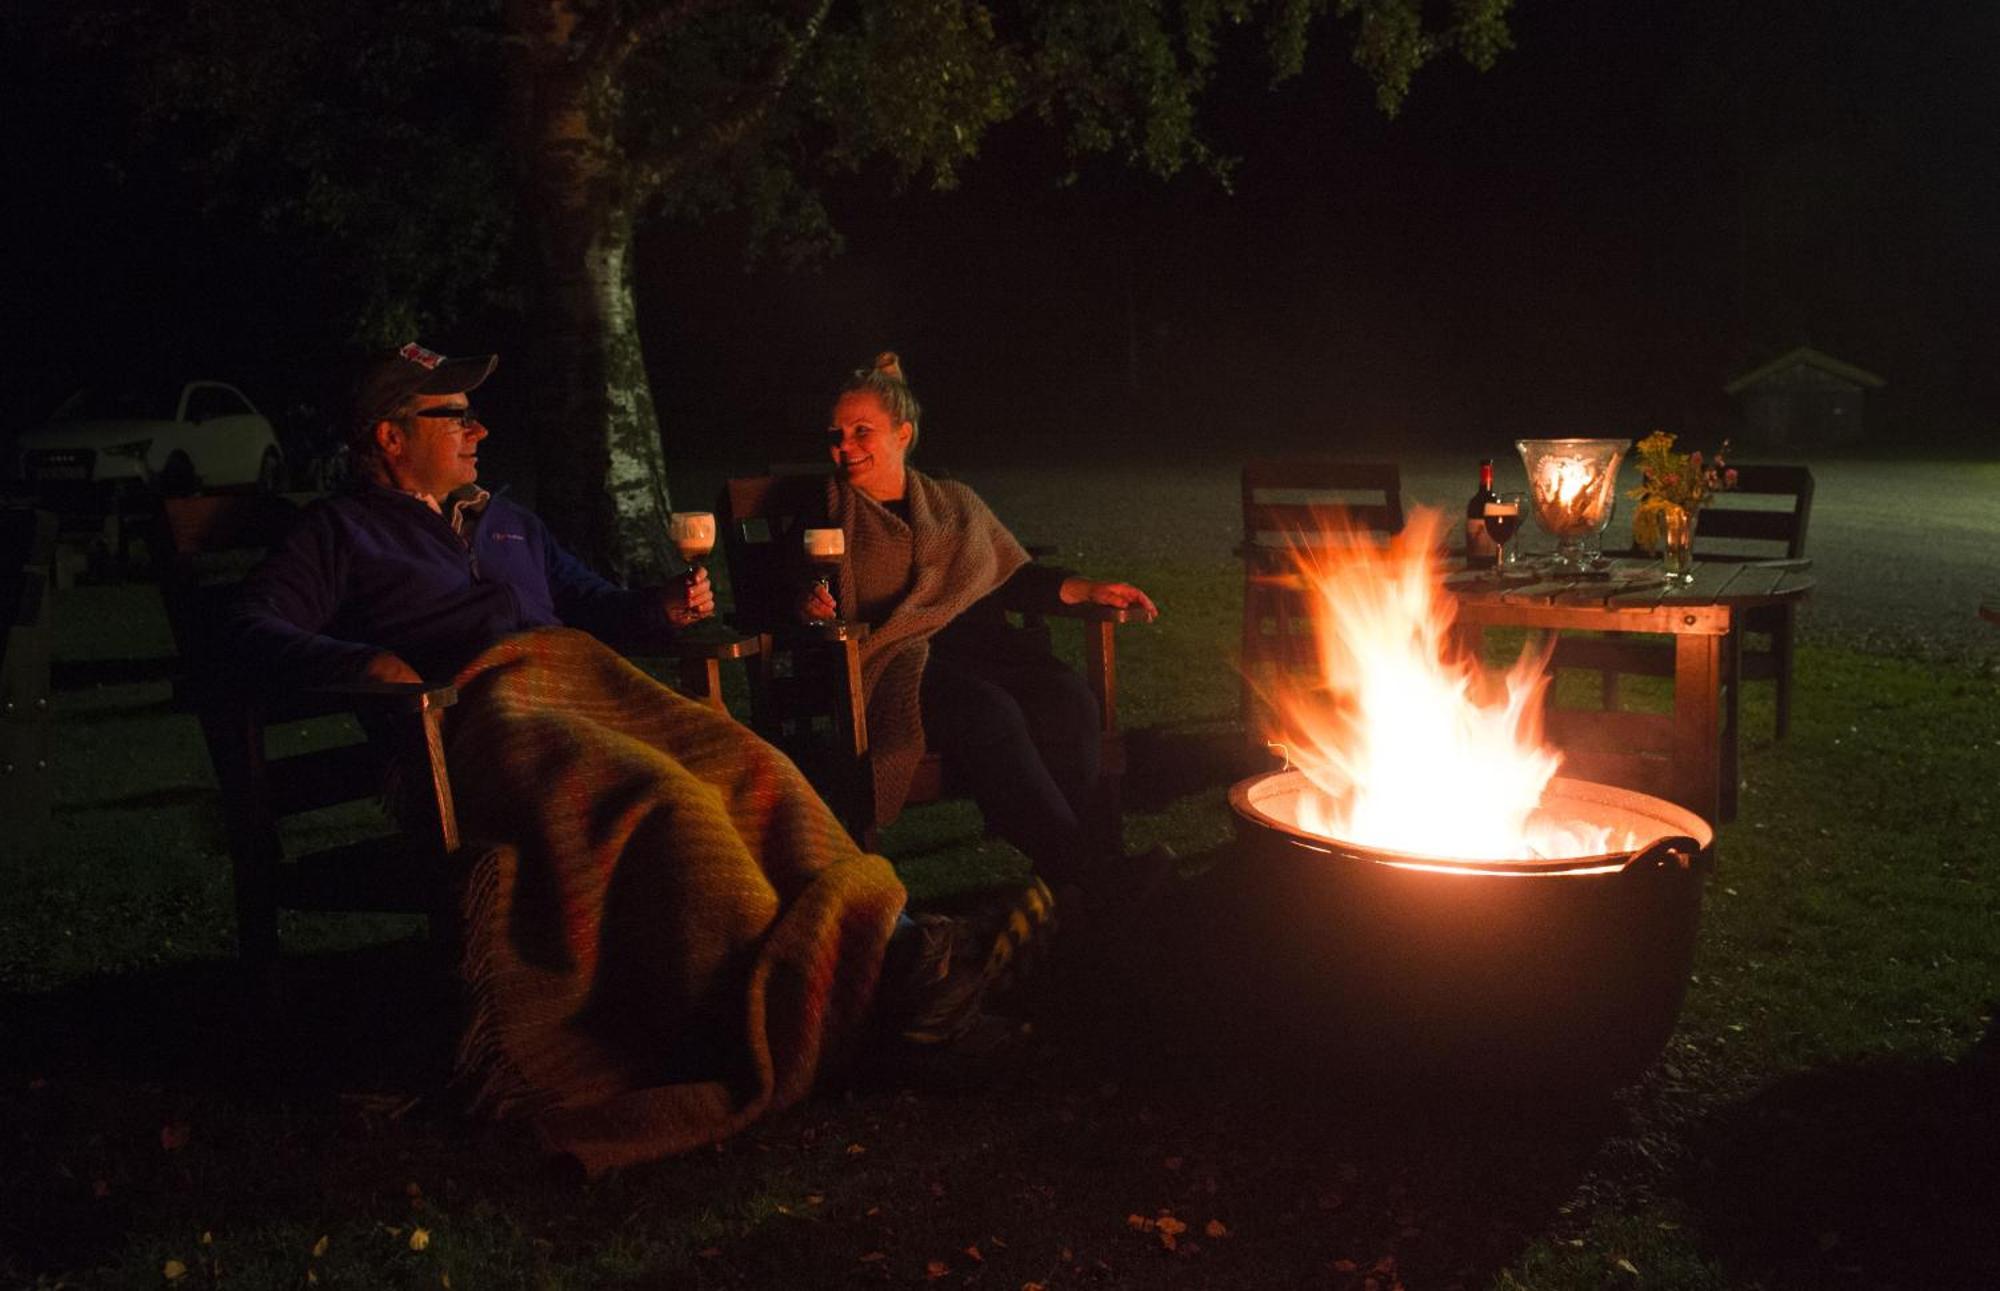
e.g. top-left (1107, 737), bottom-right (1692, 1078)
top-left (399, 342), bottom-right (445, 370)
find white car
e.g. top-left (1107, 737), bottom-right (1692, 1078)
top-left (11, 380), bottom-right (285, 499)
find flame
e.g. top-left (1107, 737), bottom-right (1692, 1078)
top-left (1262, 506), bottom-right (1631, 862)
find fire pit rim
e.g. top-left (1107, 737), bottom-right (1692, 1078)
top-left (1229, 770), bottom-right (1713, 877)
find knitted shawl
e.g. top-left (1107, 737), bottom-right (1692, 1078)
top-left (825, 469), bottom-right (1030, 824)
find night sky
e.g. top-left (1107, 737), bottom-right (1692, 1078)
top-left (6, 0), bottom-right (1994, 480)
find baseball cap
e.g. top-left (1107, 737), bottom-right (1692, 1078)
top-left (349, 341), bottom-right (498, 430)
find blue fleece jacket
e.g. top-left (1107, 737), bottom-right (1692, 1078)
top-left (230, 482), bottom-right (676, 686)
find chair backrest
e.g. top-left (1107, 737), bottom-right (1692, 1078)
top-left (1694, 464), bottom-right (1813, 560)
top-left (718, 473), bottom-right (832, 634)
top-left (157, 492), bottom-right (303, 670)
top-left (1241, 459), bottom-right (1404, 550)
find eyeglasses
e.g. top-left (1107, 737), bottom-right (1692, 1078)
top-left (407, 406), bottom-right (482, 429)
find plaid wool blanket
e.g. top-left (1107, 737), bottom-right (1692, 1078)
top-left (443, 628), bottom-right (907, 1174)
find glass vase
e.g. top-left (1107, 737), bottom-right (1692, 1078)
top-left (1661, 504), bottom-right (1696, 584)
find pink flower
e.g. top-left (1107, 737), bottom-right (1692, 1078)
top-left (1725, 468), bottom-right (1739, 487)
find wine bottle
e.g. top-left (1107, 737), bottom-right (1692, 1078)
top-left (1465, 459), bottom-right (1499, 567)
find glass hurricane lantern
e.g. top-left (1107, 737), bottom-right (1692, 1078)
top-left (1515, 438), bottom-right (1629, 575)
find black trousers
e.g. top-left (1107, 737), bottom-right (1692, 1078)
top-left (919, 646), bottom-right (1102, 886)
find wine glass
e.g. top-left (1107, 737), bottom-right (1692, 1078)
top-left (802, 527), bottom-right (845, 624)
top-left (1482, 490), bottom-right (1528, 570)
top-left (668, 511), bottom-right (716, 570)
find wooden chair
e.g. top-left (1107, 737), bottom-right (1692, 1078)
top-left (717, 472), bottom-right (1129, 851)
top-left (2, 507), bottom-right (58, 847)
top-left (1551, 463), bottom-right (1814, 738)
top-left (156, 492), bottom-right (760, 994)
top-left (1238, 460), bottom-right (1404, 751)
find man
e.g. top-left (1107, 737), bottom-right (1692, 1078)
top-left (226, 344), bottom-right (1040, 1173)
top-left (232, 342), bottom-right (711, 686)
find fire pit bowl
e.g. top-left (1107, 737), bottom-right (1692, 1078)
top-left (1227, 770), bottom-right (1714, 1090)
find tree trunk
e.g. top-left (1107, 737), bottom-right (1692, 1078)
top-left (506, 0), bottom-right (676, 582)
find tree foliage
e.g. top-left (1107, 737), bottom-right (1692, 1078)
top-left (79, 0), bottom-right (1514, 574)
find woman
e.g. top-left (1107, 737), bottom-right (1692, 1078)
top-left (800, 352), bottom-right (1164, 907)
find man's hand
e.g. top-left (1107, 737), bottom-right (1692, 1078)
top-left (665, 568), bottom-right (715, 628)
top-left (361, 651), bottom-right (423, 685)
top-left (1059, 576), bottom-right (1159, 622)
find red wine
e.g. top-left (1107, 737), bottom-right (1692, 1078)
top-left (1465, 459), bottom-right (1499, 566)
top-left (1482, 507), bottom-right (1522, 547)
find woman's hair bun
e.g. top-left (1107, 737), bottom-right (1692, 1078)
top-left (871, 351), bottom-right (905, 382)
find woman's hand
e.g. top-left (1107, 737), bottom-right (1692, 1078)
top-left (1060, 577), bottom-right (1159, 622)
top-left (798, 580), bottom-right (838, 624)
top-left (665, 568), bottom-right (715, 628)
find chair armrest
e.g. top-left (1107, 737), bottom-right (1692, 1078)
top-left (1041, 602), bottom-right (1135, 625)
top-left (652, 627), bottom-right (765, 661)
top-left (312, 680), bottom-right (460, 712)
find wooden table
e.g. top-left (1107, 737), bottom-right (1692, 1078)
top-left (1445, 558), bottom-right (1815, 826)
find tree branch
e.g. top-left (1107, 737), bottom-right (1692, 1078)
top-left (630, 0), bottom-right (831, 202)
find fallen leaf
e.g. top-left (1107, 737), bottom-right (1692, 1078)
top-left (409, 1228), bottom-right (431, 1252)
top-left (163, 1259), bottom-right (188, 1281)
top-left (846, 1143), bottom-right (867, 1157)
top-left (160, 1123), bottom-right (192, 1151)
top-left (1370, 1255), bottom-right (1397, 1275)
top-left (805, 1193), bottom-right (825, 1207)
top-left (1204, 1220), bottom-right (1229, 1239)
top-left (989, 1235), bottom-right (1007, 1249)
top-left (306, 1271), bottom-right (318, 1286)
top-left (1615, 1257), bottom-right (1638, 1276)
top-left (1156, 1216), bottom-right (1187, 1236)
top-left (697, 1247), bottom-right (723, 1259)
top-left (441, 1275), bottom-right (451, 1288)
top-left (858, 1251), bottom-right (887, 1263)
top-left (963, 1245), bottom-right (983, 1262)
top-left (199, 1232), bottom-right (213, 1246)
top-left (312, 1235), bottom-right (330, 1258)
top-left (1333, 1258), bottom-right (1358, 1273)
top-left (925, 1260), bottom-right (949, 1279)
top-left (1126, 1214), bottom-right (1152, 1233)
top-left (1022, 1284), bottom-right (1047, 1291)
top-left (1160, 1232), bottom-right (1178, 1251)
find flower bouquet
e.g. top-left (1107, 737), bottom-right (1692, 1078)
top-left (1627, 431), bottom-right (1737, 553)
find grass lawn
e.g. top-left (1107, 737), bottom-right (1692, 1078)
top-left (4, 469), bottom-right (1997, 1290)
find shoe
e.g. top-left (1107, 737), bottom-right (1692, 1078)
top-left (879, 912), bottom-right (994, 1048)
top-left (967, 876), bottom-right (1059, 1006)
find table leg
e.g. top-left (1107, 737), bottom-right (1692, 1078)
top-left (1721, 617), bottom-right (1743, 821)
top-left (1673, 629), bottom-right (1722, 826)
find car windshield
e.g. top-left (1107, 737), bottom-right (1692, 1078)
top-left (51, 386), bottom-right (180, 422)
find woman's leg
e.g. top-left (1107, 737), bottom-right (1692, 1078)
top-left (919, 652), bottom-right (1091, 886)
top-left (990, 652), bottom-right (1101, 827)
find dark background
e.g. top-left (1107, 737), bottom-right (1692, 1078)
top-left (6, 0), bottom-right (1995, 485)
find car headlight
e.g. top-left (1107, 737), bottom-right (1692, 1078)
top-left (101, 439), bottom-right (153, 459)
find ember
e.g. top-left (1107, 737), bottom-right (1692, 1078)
top-left (1262, 506), bottom-right (1641, 862)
